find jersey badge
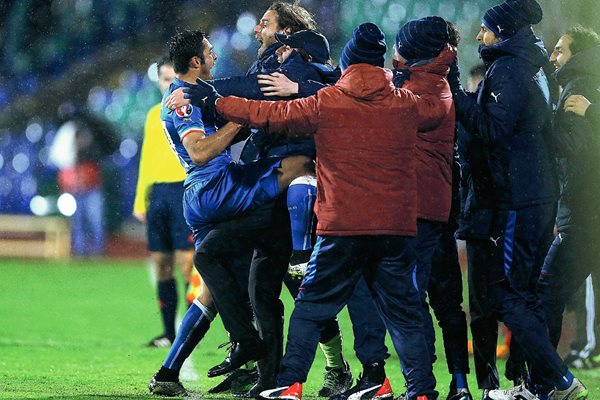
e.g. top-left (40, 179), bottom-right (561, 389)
top-left (176, 105), bottom-right (194, 118)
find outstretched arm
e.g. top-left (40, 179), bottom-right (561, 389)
top-left (258, 72), bottom-right (332, 98)
top-left (216, 95), bottom-right (319, 137)
top-left (258, 72), bottom-right (299, 97)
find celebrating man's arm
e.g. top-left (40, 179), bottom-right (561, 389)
top-left (216, 95), bottom-right (319, 137)
top-left (182, 122), bottom-right (242, 166)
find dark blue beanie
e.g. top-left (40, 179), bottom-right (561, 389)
top-left (483, 0), bottom-right (543, 39)
top-left (396, 16), bottom-right (449, 62)
top-left (339, 22), bottom-right (387, 70)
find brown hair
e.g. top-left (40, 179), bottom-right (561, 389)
top-left (268, 1), bottom-right (317, 33)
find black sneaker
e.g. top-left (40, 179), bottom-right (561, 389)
top-left (446, 389), bottom-right (473, 400)
top-left (147, 334), bottom-right (174, 348)
top-left (148, 376), bottom-right (189, 397)
top-left (208, 340), bottom-right (267, 378)
top-left (329, 375), bottom-right (393, 400)
top-left (234, 381), bottom-right (270, 398)
top-left (318, 361), bottom-right (353, 397)
top-left (208, 367), bottom-right (259, 394)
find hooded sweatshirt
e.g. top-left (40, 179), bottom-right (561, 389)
top-left (215, 64), bottom-right (448, 236)
top-left (394, 45), bottom-right (456, 222)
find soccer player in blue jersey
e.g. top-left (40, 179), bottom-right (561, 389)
top-left (148, 29), bottom-right (312, 397)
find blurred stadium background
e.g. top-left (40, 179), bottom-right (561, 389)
top-left (0, 0), bottom-right (598, 258)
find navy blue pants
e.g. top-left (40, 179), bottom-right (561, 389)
top-left (277, 235), bottom-right (437, 399)
top-left (346, 220), bottom-right (468, 376)
top-left (346, 276), bottom-right (390, 366)
top-left (467, 239), bottom-right (501, 389)
top-left (426, 222), bottom-right (469, 376)
top-left (480, 205), bottom-right (568, 389)
top-left (284, 274), bottom-right (342, 345)
top-left (535, 222), bottom-right (600, 388)
top-left (539, 224), bottom-right (600, 349)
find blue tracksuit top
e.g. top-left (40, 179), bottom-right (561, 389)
top-left (454, 26), bottom-right (558, 211)
top-left (209, 49), bottom-right (340, 160)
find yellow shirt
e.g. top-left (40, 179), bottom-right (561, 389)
top-left (133, 103), bottom-right (187, 214)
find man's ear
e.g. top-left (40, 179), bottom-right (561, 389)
top-left (283, 27), bottom-right (292, 35)
top-left (188, 56), bottom-right (200, 70)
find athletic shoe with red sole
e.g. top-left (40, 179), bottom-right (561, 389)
top-left (260, 382), bottom-right (303, 400)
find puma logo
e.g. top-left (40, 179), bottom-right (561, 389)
top-left (491, 92), bottom-right (501, 102)
top-left (490, 236), bottom-right (501, 246)
top-left (497, 25), bottom-right (504, 33)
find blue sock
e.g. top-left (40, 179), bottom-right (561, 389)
top-left (287, 176), bottom-right (316, 251)
top-left (163, 300), bottom-right (214, 371)
top-left (158, 279), bottom-right (178, 340)
top-left (453, 372), bottom-right (468, 390)
top-left (557, 370), bottom-right (574, 390)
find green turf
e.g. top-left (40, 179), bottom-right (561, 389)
top-left (0, 259), bottom-right (598, 399)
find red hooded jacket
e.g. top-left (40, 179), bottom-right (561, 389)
top-left (217, 64), bottom-right (448, 236)
top-left (394, 46), bottom-right (456, 222)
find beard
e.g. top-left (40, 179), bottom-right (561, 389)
top-left (200, 63), bottom-right (214, 80)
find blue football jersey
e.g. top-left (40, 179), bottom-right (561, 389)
top-left (161, 77), bottom-right (232, 185)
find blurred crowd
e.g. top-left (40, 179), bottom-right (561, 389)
top-left (0, 0), bottom-right (596, 256)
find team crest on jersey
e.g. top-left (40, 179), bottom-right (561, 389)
top-left (176, 105), bottom-right (193, 118)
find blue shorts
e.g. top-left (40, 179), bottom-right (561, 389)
top-left (146, 182), bottom-right (194, 252)
top-left (183, 158), bottom-right (282, 247)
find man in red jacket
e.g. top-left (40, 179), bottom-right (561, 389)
top-left (185, 22), bottom-right (447, 400)
top-left (395, 18), bottom-right (472, 400)
top-left (333, 17), bottom-right (464, 400)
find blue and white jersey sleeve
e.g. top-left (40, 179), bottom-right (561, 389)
top-left (173, 104), bottom-right (206, 140)
top-left (161, 78), bottom-right (232, 184)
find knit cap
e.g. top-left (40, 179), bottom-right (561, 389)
top-left (275, 30), bottom-right (330, 64)
top-left (339, 22), bottom-right (387, 70)
top-left (395, 16), bottom-right (449, 62)
top-left (482, 0), bottom-right (543, 39)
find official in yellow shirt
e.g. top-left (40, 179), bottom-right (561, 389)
top-left (133, 56), bottom-right (193, 347)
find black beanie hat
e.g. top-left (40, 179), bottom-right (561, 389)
top-left (482, 0), bottom-right (543, 39)
top-left (339, 22), bottom-right (387, 70)
top-left (275, 30), bottom-right (331, 64)
top-left (395, 16), bottom-right (449, 62)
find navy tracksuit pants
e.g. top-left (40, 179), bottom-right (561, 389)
top-left (471, 204), bottom-right (569, 389)
top-left (535, 220), bottom-right (600, 388)
top-left (277, 235), bottom-right (437, 400)
top-left (539, 223), bottom-right (600, 349)
top-left (467, 238), bottom-right (502, 389)
top-left (346, 277), bottom-right (390, 366)
top-left (345, 220), bottom-right (469, 378)
top-left (424, 221), bottom-right (470, 376)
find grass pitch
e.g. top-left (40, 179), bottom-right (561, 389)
top-left (0, 259), bottom-right (598, 399)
